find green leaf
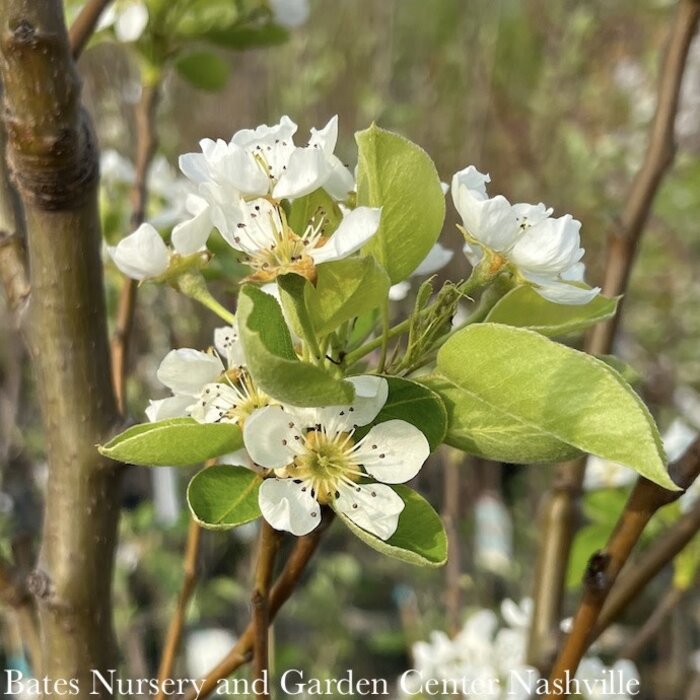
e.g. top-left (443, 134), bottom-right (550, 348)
top-left (238, 285), bottom-right (354, 406)
top-left (337, 486), bottom-right (447, 567)
top-left (175, 51), bottom-right (230, 91)
top-left (485, 285), bottom-right (619, 337)
top-left (187, 465), bottom-right (262, 530)
top-left (596, 355), bottom-right (641, 386)
top-left (173, 0), bottom-right (239, 37)
top-left (373, 376), bottom-right (447, 452)
top-left (203, 24), bottom-right (289, 50)
top-left (98, 418), bottom-right (243, 466)
top-left (355, 124), bottom-right (445, 284)
top-left (277, 274), bottom-right (319, 343)
top-left (433, 324), bottom-right (676, 489)
top-left (305, 257), bottom-right (390, 336)
top-left (287, 188), bottom-right (343, 236)
top-left (422, 374), bottom-right (581, 463)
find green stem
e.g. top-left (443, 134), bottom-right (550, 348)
top-left (344, 270), bottom-right (487, 368)
top-left (177, 273), bottom-right (236, 325)
top-left (377, 297), bottom-right (390, 373)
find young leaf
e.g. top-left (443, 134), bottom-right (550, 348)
top-left (355, 124), bottom-right (445, 284)
top-left (238, 285), bottom-right (354, 406)
top-left (434, 324), bottom-right (676, 490)
top-left (421, 374), bottom-right (581, 463)
top-left (372, 376), bottom-right (447, 452)
top-left (337, 486), bottom-right (447, 567)
top-left (98, 418), bottom-right (242, 466)
top-left (175, 51), bottom-right (230, 91)
top-left (287, 188), bottom-right (342, 237)
top-left (187, 465), bottom-right (262, 530)
top-left (204, 24), bottom-right (289, 50)
top-left (485, 285), bottom-right (619, 337)
top-left (305, 257), bottom-right (390, 336)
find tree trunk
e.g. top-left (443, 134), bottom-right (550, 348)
top-left (0, 2), bottom-right (122, 696)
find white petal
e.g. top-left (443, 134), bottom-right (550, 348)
top-left (501, 598), bottom-right (532, 629)
top-left (354, 419), bottom-right (430, 483)
top-left (526, 276), bottom-right (601, 305)
top-left (323, 156), bottom-right (355, 200)
top-left (231, 116), bottom-right (298, 149)
top-left (259, 478), bottom-right (320, 536)
top-left (190, 383), bottom-right (242, 424)
top-left (101, 149), bottom-right (135, 184)
top-left (333, 482), bottom-right (404, 540)
top-left (451, 165), bottom-right (490, 198)
top-left (145, 395), bottom-right (193, 422)
top-left (179, 152), bottom-right (210, 184)
top-left (389, 281), bottom-right (411, 301)
top-left (512, 202), bottom-right (553, 227)
top-left (243, 406), bottom-right (300, 469)
top-left (171, 197), bottom-right (212, 255)
top-left (273, 145), bottom-right (331, 200)
top-left (212, 143), bottom-right (269, 195)
top-left (309, 206), bottom-right (381, 265)
top-left (115, 3), bottom-right (148, 42)
top-left (453, 186), bottom-right (519, 252)
top-left (108, 223), bottom-right (169, 280)
top-left (214, 325), bottom-right (246, 368)
top-left (561, 261), bottom-right (586, 282)
top-left (308, 115), bottom-right (339, 155)
top-left (509, 215), bottom-right (583, 274)
top-left (96, 4), bottom-right (117, 30)
top-left (414, 243), bottom-right (454, 276)
top-left (156, 348), bottom-right (224, 396)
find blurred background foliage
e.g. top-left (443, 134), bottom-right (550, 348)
top-left (2, 0), bottom-right (700, 697)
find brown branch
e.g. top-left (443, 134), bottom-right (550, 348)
top-left (442, 451), bottom-right (462, 634)
top-left (544, 438), bottom-right (700, 698)
top-left (110, 82), bottom-right (160, 413)
top-left (154, 519), bottom-right (202, 700)
top-left (0, 1), bottom-right (122, 693)
top-left (592, 495), bottom-right (700, 638)
top-left (526, 0), bottom-right (700, 670)
top-left (252, 522), bottom-right (282, 699)
top-left (68, 0), bottom-right (112, 59)
top-left (618, 584), bottom-right (686, 661)
top-left (181, 512), bottom-right (334, 700)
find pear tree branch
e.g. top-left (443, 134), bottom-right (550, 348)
top-left (527, 0), bottom-right (700, 670)
top-left (68, 0), bottom-right (112, 58)
top-left (544, 437), bottom-right (700, 698)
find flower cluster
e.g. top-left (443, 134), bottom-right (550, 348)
top-left (109, 116), bottom-right (381, 284)
top-left (452, 165), bottom-right (600, 305)
top-left (402, 598), bottom-right (639, 700)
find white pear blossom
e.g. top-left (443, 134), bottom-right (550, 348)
top-left (243, 376), bottom-right (430, 539)
top-left (402, 598), bottom-right (640, 700)
top-left (97, 1), bottom-right (149, 43)
top-left (217, 196), bottom-right (380, 283)
top-left (145, 324), bottom-right (267, 425)
top-left (270, 0), bottom-right (310, 28)
top-left (179, 115), bottom-right (353, 207)
top-left (108, 223), bottom-right (170, 280)
top-left (389, 243), bottom-right (454, 301)
top-left (452, 165), bottom-right (600, 305)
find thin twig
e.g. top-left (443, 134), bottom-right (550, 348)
top-left (592, 496), bottom-right (700, 639)
top-left (180, 512), bottom-right (334, 700)
top-left (110, 82), bottom-right (160, 413)
top-left (619, 584), bottom-right (686, 661)
top-left (252, 522), bottom-right (282, 699)
top-left (68, 0), bottom-right (113, 59)
top-left (0, 555), bottom-right (41, 674)
top-left (154, 520), bottom-right (202, 700)
top-left (527, 0), bottom-right (700, 670)
top-left (544, 438), bottom-right (700, 698)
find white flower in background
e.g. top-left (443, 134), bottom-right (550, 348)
top-left (145, 324), bottom-right (266, 424)
top-left (402, 598), bottom-right (640, 700)
top-left (585, 418), bottom-right (698, 492)
top-left (243, 376), bottom-right (430, 539)
top-left (97, 0), bottom-right (149, 43)
top-left (474, 493), bottom-right (513, 576)
top-left (452, 165), bottom-right (600, 305)
top-left (101, 149), bottom-right (135, 185)
top-left (219, 197), bottom-right (381, 283)
top-left (389, 243), bottom-right (454, 301)
top-left (270, 0), bottom-right (310, 28)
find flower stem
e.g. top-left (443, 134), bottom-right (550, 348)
top-left (177, 273), bottom-right (236, 325)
